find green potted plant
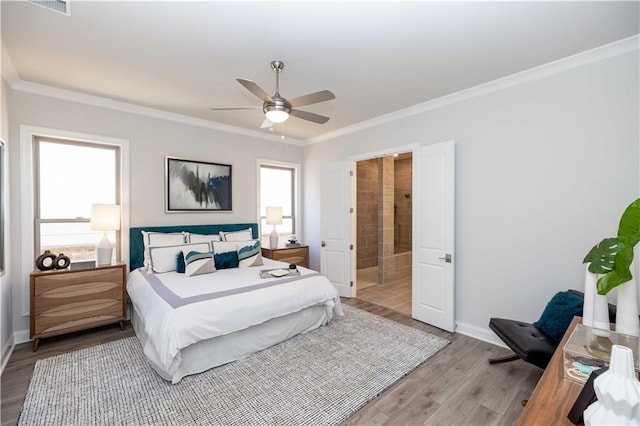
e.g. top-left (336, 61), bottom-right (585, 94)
top-left (583, 198), bottom-right (640, 336)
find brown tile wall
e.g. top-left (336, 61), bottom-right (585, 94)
top-left (357, 155), bottom-right (412, 284)
top-left (356, 158), bottom-right (379, 269)
top-left (378, 157), bottom-right (395, 284)
top-left (394, 158), bottom-right (412, 253)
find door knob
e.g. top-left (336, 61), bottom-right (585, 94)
top-left (438, 254), bottom-right (452, 263)
top-left (321, 241), bottom-right (326, 247)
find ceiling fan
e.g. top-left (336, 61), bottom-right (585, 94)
top-left (211, 60), bottom-right (335, 129)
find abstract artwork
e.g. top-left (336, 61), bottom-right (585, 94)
top-left (166, 157), bottom-right (232, 212)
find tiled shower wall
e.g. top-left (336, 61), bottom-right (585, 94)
top-left (356, 158), bottom-right (379, 269)
top-left (357, 155), bottom-right (413, 284)
top-left (394, 157), bottom-right (412, 253)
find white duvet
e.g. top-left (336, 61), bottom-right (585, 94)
top-left (127, 258), bottom-right (343, 379)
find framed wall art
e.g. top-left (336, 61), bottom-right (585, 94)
top-left (165, 156), bottom-right (232, 212)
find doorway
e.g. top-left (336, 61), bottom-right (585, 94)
top-left (354, 152), bottom-right (413, 315)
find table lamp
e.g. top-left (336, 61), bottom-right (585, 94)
top-left (266, 206), bottom-right (283, 249)
top-left (90, 204), bottom-right (121, 265)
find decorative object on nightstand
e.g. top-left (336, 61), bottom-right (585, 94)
top-left (266, 206), bottom-right (282, 249)
top-left (286, 235), bottom-right (300, 247)
top-left (35, 250), bottom-right (57, 271)
top-left (54, 253), bottom-right (70, 269)
top-left (90, 203), bottom-right (121, 265)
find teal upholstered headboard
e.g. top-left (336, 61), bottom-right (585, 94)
top-left (129, 223), bottom-right (258, 271)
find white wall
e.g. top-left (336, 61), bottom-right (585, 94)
top-left (7, 89), bottom-right (304, 340)
top-left (1, 75), bottom-right (13, 370)
top-left (303, 49), bottom-right (639, 343)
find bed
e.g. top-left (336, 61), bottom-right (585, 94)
top-left (127, 223), bottom-right (343, 383)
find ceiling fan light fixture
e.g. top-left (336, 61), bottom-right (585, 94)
top-left (264, 106), bottom-right (290, 123)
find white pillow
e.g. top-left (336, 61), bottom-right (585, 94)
top-left (212, 241), bottom-right (240, 255)
top-left (220, 228), bottom-right (253, 241)
top-left (142, 231), bottom-right (186, 271)
top-left (149, 242), bottom-right (210, 274)
top-left (237, 240), bottom-right (264, 268)
top-left (187, 233), bottom-right (222, 244)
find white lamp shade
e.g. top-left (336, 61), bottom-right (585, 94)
top-left (266, 206), bottom-right (283, 225)
top-left (90, 204), bottom-right (121, 231)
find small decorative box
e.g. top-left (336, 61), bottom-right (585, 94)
top-left (563, 323), bottom-right (640, 384)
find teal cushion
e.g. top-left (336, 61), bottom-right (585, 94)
top-left (533, 291), bottom-right (583, 344)
top-left (214, 251), bottom-right (239, 269)
top-left (176, 251), bottom-right (185, 274)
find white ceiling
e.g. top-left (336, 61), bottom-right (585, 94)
top-left (2, 1), bottom-right (639, 142)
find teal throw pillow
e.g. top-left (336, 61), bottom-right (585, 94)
top-left (214, 250), bottom-right (239, 269)
top-left (533, 291), bottom-right (583, 344)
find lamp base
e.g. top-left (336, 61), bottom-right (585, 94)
top-left (269, 226), bottom-right (279, 249)
top-left (96, 232), bottom-right (113, 265)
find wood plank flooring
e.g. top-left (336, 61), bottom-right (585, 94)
top-left (1, 300), bottom-right (541, 425)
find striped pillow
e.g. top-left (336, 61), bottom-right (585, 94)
top-left (184, 251), bottom-right (215, 277)
top-left (237, 240), bottom-right (264, 268)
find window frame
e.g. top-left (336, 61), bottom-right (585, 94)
top-left (33, 137), bottom-right (122, 262)
top-left (257, 159), bottom-right (301, 242)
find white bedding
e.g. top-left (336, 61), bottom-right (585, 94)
top-left (127, 258), bottom-right (343, 382)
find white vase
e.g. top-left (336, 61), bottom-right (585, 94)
top-left (584, 264), bottom-right (611, 334)
top-left (616, 275), bottom-right (640, 337)
top-left (584, 345), bottom-right (640, 425)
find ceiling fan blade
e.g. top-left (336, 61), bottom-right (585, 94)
top-left (260, 118), bottom-right (273, 128)
top-left (210, 106), bottom-right (262, 111)
top-left (236, 79), bottom-right (273, 102)
top-left (289, 109), bottom-right (330, 124)
top-left (288, 90), bottom-right (335, 108)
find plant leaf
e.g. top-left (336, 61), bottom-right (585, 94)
top-left (596, 245), bottom-right (634, 295)
top-left (618, 198), bottom-right (640, 246)
top-left (583, 237), bottom-right (624, 274)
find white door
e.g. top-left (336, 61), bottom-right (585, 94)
top-left (412, 141), bottom-right (455, 332)
top-left (321, 162), bottom-right (353, 297)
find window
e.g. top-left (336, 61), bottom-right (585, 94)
top-left (34, 137), bottom-right (120, 263)
top-left (259, 163), bottom-right (298, 244)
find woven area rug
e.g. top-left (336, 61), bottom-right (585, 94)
top-left (19, 305), bottom-right (449, 426)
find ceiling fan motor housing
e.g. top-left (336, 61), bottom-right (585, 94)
top-left (263, 96), bottom-right (291, 123)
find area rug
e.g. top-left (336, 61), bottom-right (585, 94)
top-left (18, 305), bottom-right (449, 425)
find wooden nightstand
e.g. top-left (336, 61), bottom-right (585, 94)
top-left (30, 262), bottom-right (127, 351)
top-left (261, 245), bottom-right (309, 268)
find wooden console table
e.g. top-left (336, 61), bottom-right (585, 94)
top-left (516, 316), bottom-right (583, 425)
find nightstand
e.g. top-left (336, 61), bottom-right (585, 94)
top-left (30, 262), bottom-right (127, 351)
top-left (261, 245), bottom-right (309, 268)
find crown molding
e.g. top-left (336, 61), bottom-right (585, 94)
top-left (306, 34), bottom-right (640, 145)
top-left (9, 80), bottom-right (305, 146)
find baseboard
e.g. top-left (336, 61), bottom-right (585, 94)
top-left (14, 329), bottom-right (30, 345)
top-left (455, 320), bottom-right (507, 349)
top-left (1, 333), bottom-right (15, 375)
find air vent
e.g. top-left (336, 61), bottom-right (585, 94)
top-left (28, 0), bottom-right (70, 16)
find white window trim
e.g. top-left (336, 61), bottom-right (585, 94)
top-left (256, 158), bottom-right (302, 243)
top-left (19, 125), bottom-right (130, 317)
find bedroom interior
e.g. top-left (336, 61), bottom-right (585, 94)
top-left (1, 1), bottom-right (639, 424)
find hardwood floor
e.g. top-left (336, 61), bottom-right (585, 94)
top-left (1, 301), bottom-right (541, 426)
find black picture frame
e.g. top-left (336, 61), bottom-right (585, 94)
top-left (165, 156), bottom-right (232, 212)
